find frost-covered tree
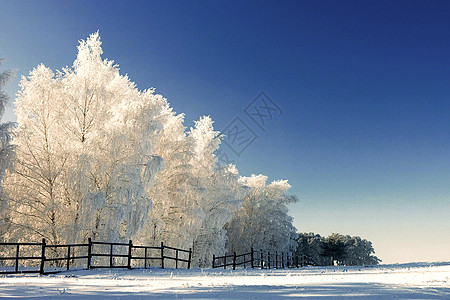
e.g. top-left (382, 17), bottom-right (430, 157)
top-left (0, 59), bottom-right (17, 240)
top-left (137, 115), bottom-right (244, 268)
top-left (225, 174), bottom-right (298, 255)
top-left (0, 60), bottom-right (15, 189)
top-left (58, 34), bottom-right (164, 243)
top-left (137, 101), bottom-right (199, 250)
top-left (1, 64), bottom-right (69, 245)
top-left (0, 32), bottom-right (300, 269)
top-left (2, 33), bottom-right (164, 245)
top-left (189, 116), bottom-right (244, 267)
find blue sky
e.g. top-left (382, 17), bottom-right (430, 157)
top-left (1, 0), bottom-right (449, 263)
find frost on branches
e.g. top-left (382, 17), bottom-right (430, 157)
top-left (188, 116), bottom-right (245, 267)
top-left (0, 60), bottom-right (15, 190)
top-left (225, 174), bottom-right (298, 255)
top-left (0, 59), bottom-right (16, 240)
top-left (0, 33), bottom-right (299, 267)
top-left (1, 32), bottom-right (164, 247)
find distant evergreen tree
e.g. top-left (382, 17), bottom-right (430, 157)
top-left (296, 233), bottom-right (328, 265)
top-left (322, 233), bottom-right (348, 265)
top-left (342, 235), bottom-right (381, 265)
top-left (296, 232), bottom-right (380, 266)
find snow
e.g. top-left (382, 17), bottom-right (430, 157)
top-left (1, 262), bottom-right (449, 299)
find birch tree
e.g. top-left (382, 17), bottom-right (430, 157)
top-left (2, 64), bottom-right (68, 245)
top-left (225, 174), bottom-right (298, 254)
top-left (137, 104), bottom-right (199, 249)
top-left (189, 116), bottom-right (244, 267)
top-left (0, 33), bottom-right (300, 267)
top-left (0, 59), bottom-right (17, 241)
top-left (2, 33), bottom-right (164, 245)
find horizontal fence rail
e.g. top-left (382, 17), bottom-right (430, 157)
top-left (212, 248), bottom-right (317, 270)
top-left (0, 238), bottom-right (191, 275)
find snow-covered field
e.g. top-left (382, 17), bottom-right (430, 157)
top-left (0, 262), bottom-right (449, 299)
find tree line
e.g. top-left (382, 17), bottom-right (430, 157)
top-left (296, 232), bottom-right (380, 266)
top-left (0, 33), bottom-right (297, 267)
top-left (0, 33), bottom-right (379, 268)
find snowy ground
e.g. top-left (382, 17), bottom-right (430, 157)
top-left (0, 262), bottom-right (449, 299)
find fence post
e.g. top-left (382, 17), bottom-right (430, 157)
top-left (188, 248), bottom-right (192, 269)
top-left (285, 252), bottom-right (288, 268)
top-left (144, 247), bottom-right (148, 269)
top-left (39, 238), bottom-right (46, 275)
top-left (268, 251), bottom-right (271, 269)
top-left (282, 252), bottom-right (284, 268)
top-left (127, 240), bottom-right (132, 269)
top-left (15, 244), bottom-right (19, 273)
top-left (212, 254), bottom-right (215, 269)
top-left (67, 246), bottom-right (71, 271)
top-left (250, 248), bottom-right (254, 269)
top-left (224, 256), bottom-right (226, 269)
top-left (275, 251), bottom-right (278, 269)
top-left (87, 238), bottom-right (92, 269)
top-left (160, 242), bottom-right (164, 269)
top-left (232, 252), bottom-right (236, 270)
top-left (175, 249), bottom-right (179, 269)
top-left (260, 249), bottom-right (264, 269)
top-left (109, 244), bottom-right (113, 268)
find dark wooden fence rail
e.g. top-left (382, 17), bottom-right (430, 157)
top-left (212, 248), bottom-right (317, 270)
top-left (162, 244), bottom-right (192, 269)
top-left (44, 240), bottom-right (89, 274)
top-left (212, 250), bottom-right (253, 270)
top-left (0, 241), bottom-right (44, 274)
top-left (0, 238), bottom-right (191, 275)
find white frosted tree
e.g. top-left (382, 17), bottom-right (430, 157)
top-left (2, 64), bottom-right (69, 245)
top-left (2, 33), bottom-right (164, 246)
top-left (189, 116), bottom-right (244, 267)
top-left (0, 32), bottom-right (300, 269)
top-left (0, 59), bottom-right (15, 190)
top-left (0, 59), bottom-right (17, 241)
top-left (137, 115), bottom-right (245, 268)
top-left (58, 32), bottom-right (164, 243)
top-left (137, 103), bottom-right (200, 250)
top-left (225, 174), bottom-right (298, 255)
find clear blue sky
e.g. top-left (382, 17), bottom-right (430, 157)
top-left (1, 0), bottom-right (449, 263)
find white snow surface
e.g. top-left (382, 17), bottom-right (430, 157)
top-left (0, 262), bottom-right (449, 299)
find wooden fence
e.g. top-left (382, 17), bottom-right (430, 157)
top-left (0, 238), bottom-right (191, 275)
top-left (212, 248), bottom-right (317, 270)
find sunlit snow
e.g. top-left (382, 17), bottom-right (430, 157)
top-left (1, 262), bottom-right (449, 298)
